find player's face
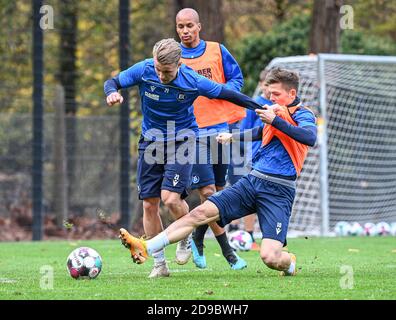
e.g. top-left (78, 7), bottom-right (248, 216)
top-left (260, 81), bottom-right (270, 100)
top-left (176, 16), bottom-right (201, 48)
top-left (268, 83), bottom-right (296, 106)
top-left (154, 58), bottom-right (180, 84)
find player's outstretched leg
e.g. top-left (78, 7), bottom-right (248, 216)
top-left (119, 228), bottom-right (149, 264)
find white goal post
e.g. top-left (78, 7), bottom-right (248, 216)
top-left (260, 54), bottom-right (396, 236)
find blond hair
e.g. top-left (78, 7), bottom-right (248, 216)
top-left (153, 38), bottom-right (181, 65)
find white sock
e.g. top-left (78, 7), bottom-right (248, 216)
top-left (147, 231), bottom-right (170, 256)
top-left (152, 249), bottom-right (166, 265)
top-left (287, 260), bottom-right (295, 274)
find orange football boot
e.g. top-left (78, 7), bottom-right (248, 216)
top-left (119, 228), bottom-right (148, 264)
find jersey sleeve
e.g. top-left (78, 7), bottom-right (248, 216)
top-left (292, 108), bottom-right (317, 128)
top-left (220, 44), bottom-right (244, 91)
top-left (196, 73), bottom-right (223, 98)
top-left (118, 60), bottom-right (146, 88)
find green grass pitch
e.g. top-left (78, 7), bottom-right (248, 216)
top-left (0, 237), bottom-right (395, 300)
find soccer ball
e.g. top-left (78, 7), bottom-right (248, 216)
top-left (228, 230), bottom-right (253, 251)
top-left (376, 222), bottom-right (391, 236)
top-left (363, 222), bottom-right (377, 236)
top-left (66, 247), bottom-right (102, 279)
top-left (348, 222), bottom-right (363, 236)
top-left (334, 221), bottom-right (350, 236)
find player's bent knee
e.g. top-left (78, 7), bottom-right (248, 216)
top-left (260, 251), bottom-right (280, 268)
top-left (142, 199), bottom-right (160, 213)
top-left (161, 194), bottom-right (180, 208)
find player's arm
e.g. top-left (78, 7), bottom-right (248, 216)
top-left (216, 87), bottom-right (264, 111)
top-left (220, 44), bottom-right (244, 91)
top-left (103, 60), bottom-right (145, 106)
top-left (256, 108), bottom-right (317, 146)
top-left (104, 76), bottom-right (123, 106)
top-left (217, 126), bottom-right (263, 145)
top-left (273, 117), bottom-right (316, 146)
top-left (196, 74), bottom-right (264, 112)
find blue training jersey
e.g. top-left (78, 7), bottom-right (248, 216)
top-left (118, 58), bottom-right (224, 141)
top-left (180, 40), bottom-right (244, 136)
top-left (252, 107), bottom-right (316, 177)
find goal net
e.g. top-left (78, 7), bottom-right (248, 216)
top-left (261, 54), bottom-right (396, 236)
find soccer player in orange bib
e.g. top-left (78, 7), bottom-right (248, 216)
top-left (176, 8), bottom-right (247, 270)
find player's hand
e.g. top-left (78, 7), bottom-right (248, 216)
top-left (269, 104), bottom-right (283, 115)
top-left (106, 92), bottom-right (124, 106)
top-left (216, 132), bottom-right (233, 145)
top-left (255, 107), bottom-right (276, 124)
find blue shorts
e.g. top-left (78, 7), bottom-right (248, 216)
top-left (227, 163), bottom-right (250, 185)
top-left (137, 136), bottom-right (195, 200)
top-left (208, 174), bottom-right (295, 244)
top-left (191, 135), bottom-right (229, 189)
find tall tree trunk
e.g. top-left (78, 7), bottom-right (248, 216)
top-left (309, 0), bottom-right (343, 53)
top-left (53, 85), bottom-right (68, 227)
top-left (173, 0), bottom-right (224, 43)
top-left (57, 1), bottom-right (78, 208)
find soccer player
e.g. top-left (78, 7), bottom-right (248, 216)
top-left (227, 69), bottom-right (273, 251)
top-left (176, 8), bottom-right (246, 270)
top-left (118, 67), bottom-right (317, 276)
top-left (104, 38), bottom-right (267, 278)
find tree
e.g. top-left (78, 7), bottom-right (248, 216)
top-left (173, 0), bottom-right (224, 42)
top-left (309, 0), bottom-right (343, 53)
top-left (57, 0), bottom-right (78, 208)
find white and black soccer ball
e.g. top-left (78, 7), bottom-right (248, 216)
top-left (228, 230), bottom-right (253, 251)
top-left (375, 222), bottom-right (391, 236)
top-left (66, 247), bottom-right (102, 279)
top-left (348, 222), bottom-right (363, 236)
top-left (334, 221), bottom-right (350, 237)
top-left (363, 222), bottom-right (377, 236)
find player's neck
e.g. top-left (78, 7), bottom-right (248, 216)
top-left (183, 38), bottom-right (201, 49)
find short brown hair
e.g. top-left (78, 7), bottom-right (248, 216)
top-left (259, 69), bottom-right (269, 82)
top-left (153, 38), bottom-right (181, 65)
top-left (265, 67), bottom-right (299, 91)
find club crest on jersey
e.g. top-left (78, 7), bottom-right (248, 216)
top-left (177, 93), bottom-right (185, 101)
top-left (192, 175), bottom-right (200, 184)
top-left (173, 174), bottom-right (180, 187)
